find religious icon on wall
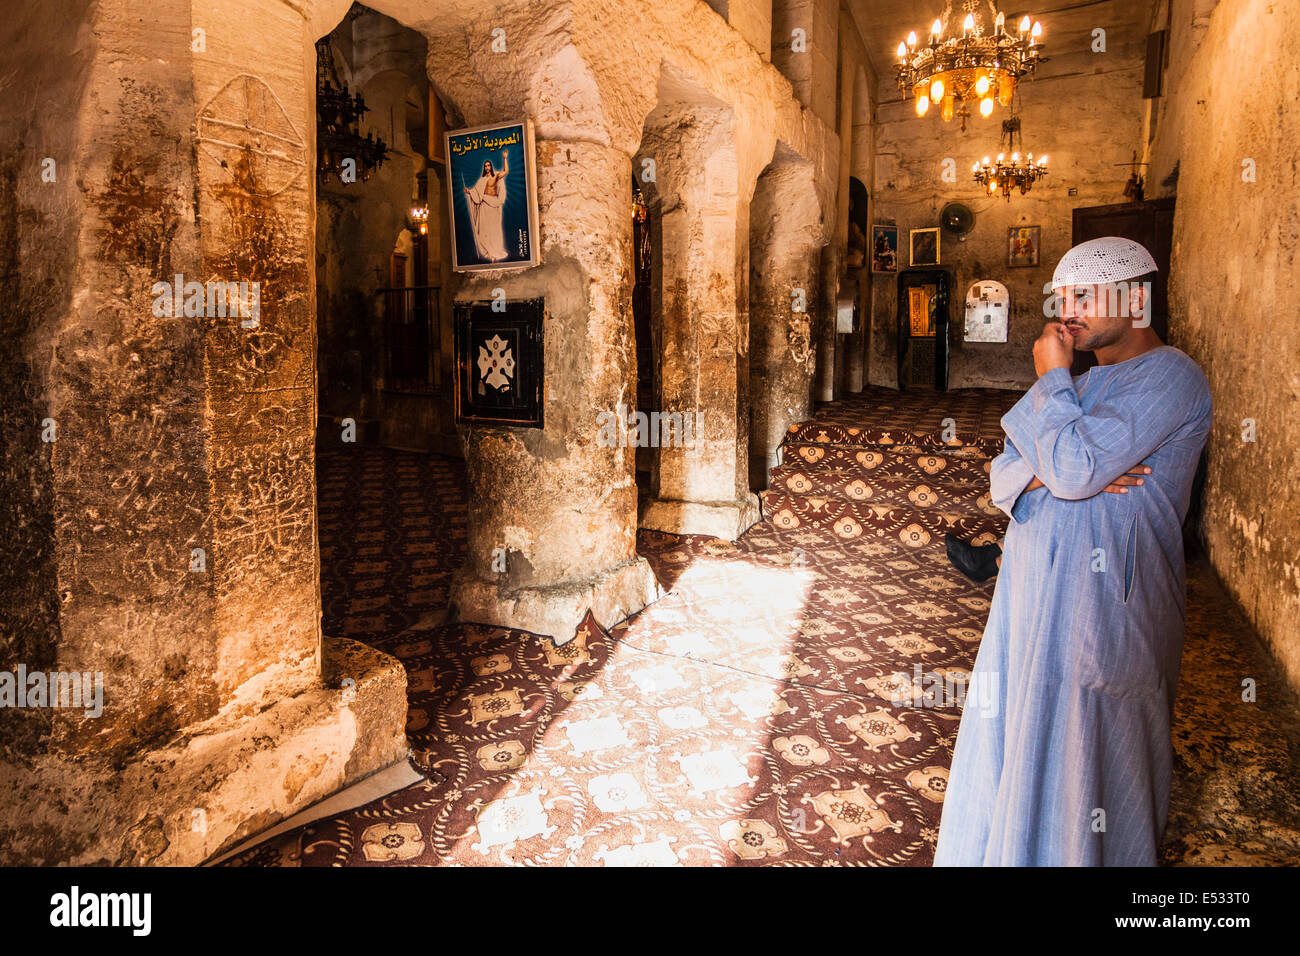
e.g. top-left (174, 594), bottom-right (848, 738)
top-left (871, 224), bottom-right (899, 273)
top-left (446, 119), bottom-right (541, 271)
top-left (909, 227), bottom-right (940, 267)
top-left (453, 297), bottom-right (544, 427)
top-left (1008, 225), bottom-right (1041, 267)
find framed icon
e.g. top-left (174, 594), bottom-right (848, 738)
top-left (871, 224), bottom-right (899, 273)
top-left (453, 297), bottom-right (544, 427)
top-left (909, 227), bottom-right (941, 267)
top-left (446, 119), bottom-right (541, 271)
top-left (1008, 225), bottom-right (1041, 267)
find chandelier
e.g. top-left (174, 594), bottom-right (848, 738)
top-left (897, 1), bottom-right (1043, 130)
top-left (408, 205), bottom-right (429, 235)
top-left (972, 116), bottom-right (1047, 199)
top-left (316, 38), bottom-right (389, 185)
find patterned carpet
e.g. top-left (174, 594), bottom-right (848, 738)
top-left (222, 388), bottom-right (1300, 867)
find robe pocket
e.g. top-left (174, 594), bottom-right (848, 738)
top-left (1121, 515), bottom-right (1138, 604)
top-left (1073, 515), bottom-right (1158, 697)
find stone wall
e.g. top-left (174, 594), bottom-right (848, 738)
top-left (867, 2), bottom-right (1150, 389)
top-left (1149, 0), bottom-right (1300, 691)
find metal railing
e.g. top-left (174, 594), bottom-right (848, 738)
top-left (379, 285), bottom-right (440, 393)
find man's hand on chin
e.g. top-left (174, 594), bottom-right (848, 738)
top-left (1033, 321), bottom-right (1074, 377)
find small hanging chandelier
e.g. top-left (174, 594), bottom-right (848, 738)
top-left (972, 116), bottom-right (1047, 199)
top-left (897, 0), bottom-right (1043, 130)
top-left (316, 37), bottom-right (389, 185)
top-left (408, 204), bottom-right (429, 235)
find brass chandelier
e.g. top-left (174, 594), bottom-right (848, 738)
top-left (897, 0), bottom-right (1043, 130)
top-left (316, 38), bottom-right (389, 185)
top-left (972, 116), bottom-right (1047, 199)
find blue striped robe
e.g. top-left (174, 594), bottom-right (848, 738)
top-left (934, 345), bottom-right (1212, 866)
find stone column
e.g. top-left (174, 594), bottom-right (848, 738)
top-left (814, 242), bottom-right (840, 401)
top-left (0, 0), bottom-right (407, 866)
top-left (448, 140), bottom-right (661, 639)
top-left (748, 160), bottom-right (823, 488)
top-left (637, 122), bottom-right (759, 540)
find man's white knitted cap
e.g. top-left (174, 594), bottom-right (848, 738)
top-left (1051, 236), bottom-right (1158, 288)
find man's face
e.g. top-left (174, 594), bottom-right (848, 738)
top-left (1055, 282), bottom-right (1146, 351)
top-left (483, 161), bottom-right (493, 175)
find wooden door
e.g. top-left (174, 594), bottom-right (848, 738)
top-left (897, 270), bottom-right (950, 391)
top-left (1070, 197), bottom-right (1175, 373)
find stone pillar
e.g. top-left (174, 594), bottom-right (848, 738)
top-left (749, 160), bottom-right (823, 488)
top-left (637, 119), bottom-right (760, 540)
top-left (448, 140), bottom-right (661, 639)
top-left (813, 243), bottom-right (840, 401)
top-left (0, 0), bottom-right (407, 866)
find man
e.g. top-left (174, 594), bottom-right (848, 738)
top-left (934, 237), bottom-right (1212, 866)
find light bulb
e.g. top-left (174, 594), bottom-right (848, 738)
top-left (930, 79), bottom-right (945, 103)
top-left (983, 156), bottom-right (990, 166)
top-left (907, 30), bottom-right (917, 47)
top-left (897, 41), bottom-right (908, 59)
top-left (1019, 16), bottom-right (1031, 33)
top-left (980, 97), bottom-right (994, 117)
top-left (998, 75), bottom-right (1014, 106)
top-left (963, 13), bottom-right (975, 32)
top-left (1012, 151), bottom-right (1020, 162)
top-left (932, 18), bottom-right (943, 35)
top-left (996, 12), bottom-right (1006, 31)
top-left (1031, 21), bottom-right (1043, 38)
top-left (916, 92), bottom-right (930, 116)
top-left (941, 94), bottom-right (955, 122)
top-left (989, 180), bottom-right (998, 193)
top-left (975, 74), bottom-right (991, 96)
top-left (997, 152), bottom-right (1004, 162)
top-left (1039, 155), bottom-right (1048, 165)
top-left (973, 162), bottom-right (979, 172)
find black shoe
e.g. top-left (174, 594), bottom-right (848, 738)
top-left (945, 533), bottom-right (1002, 583)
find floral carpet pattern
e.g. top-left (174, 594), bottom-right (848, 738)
top-left (225, 390), bottom-right (1300, 867)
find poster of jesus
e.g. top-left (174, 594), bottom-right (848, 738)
top-left (446, 119), bottom-right (540, 271)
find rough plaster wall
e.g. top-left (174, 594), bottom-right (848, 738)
top-left (704, 0), bottom-right (773, 60)
top-left (770, 0), bottom-right (839, 132)
top-left (0, 0), bottom-right (99, 759)
top-left (868, 10), bottom-right (1148, 389)
top-left (1157, 0), bottom-right (1300, 691)
top-left (1144, 0), bottom-right (1221, 191)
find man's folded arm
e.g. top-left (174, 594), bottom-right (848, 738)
top-left (989, 442), bottom-right (1038, 520)
top-left (1000, 364), bottom-right (1192, 500)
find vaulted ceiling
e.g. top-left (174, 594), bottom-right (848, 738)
top-left (845, 0), bottom-right (1158, 100)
